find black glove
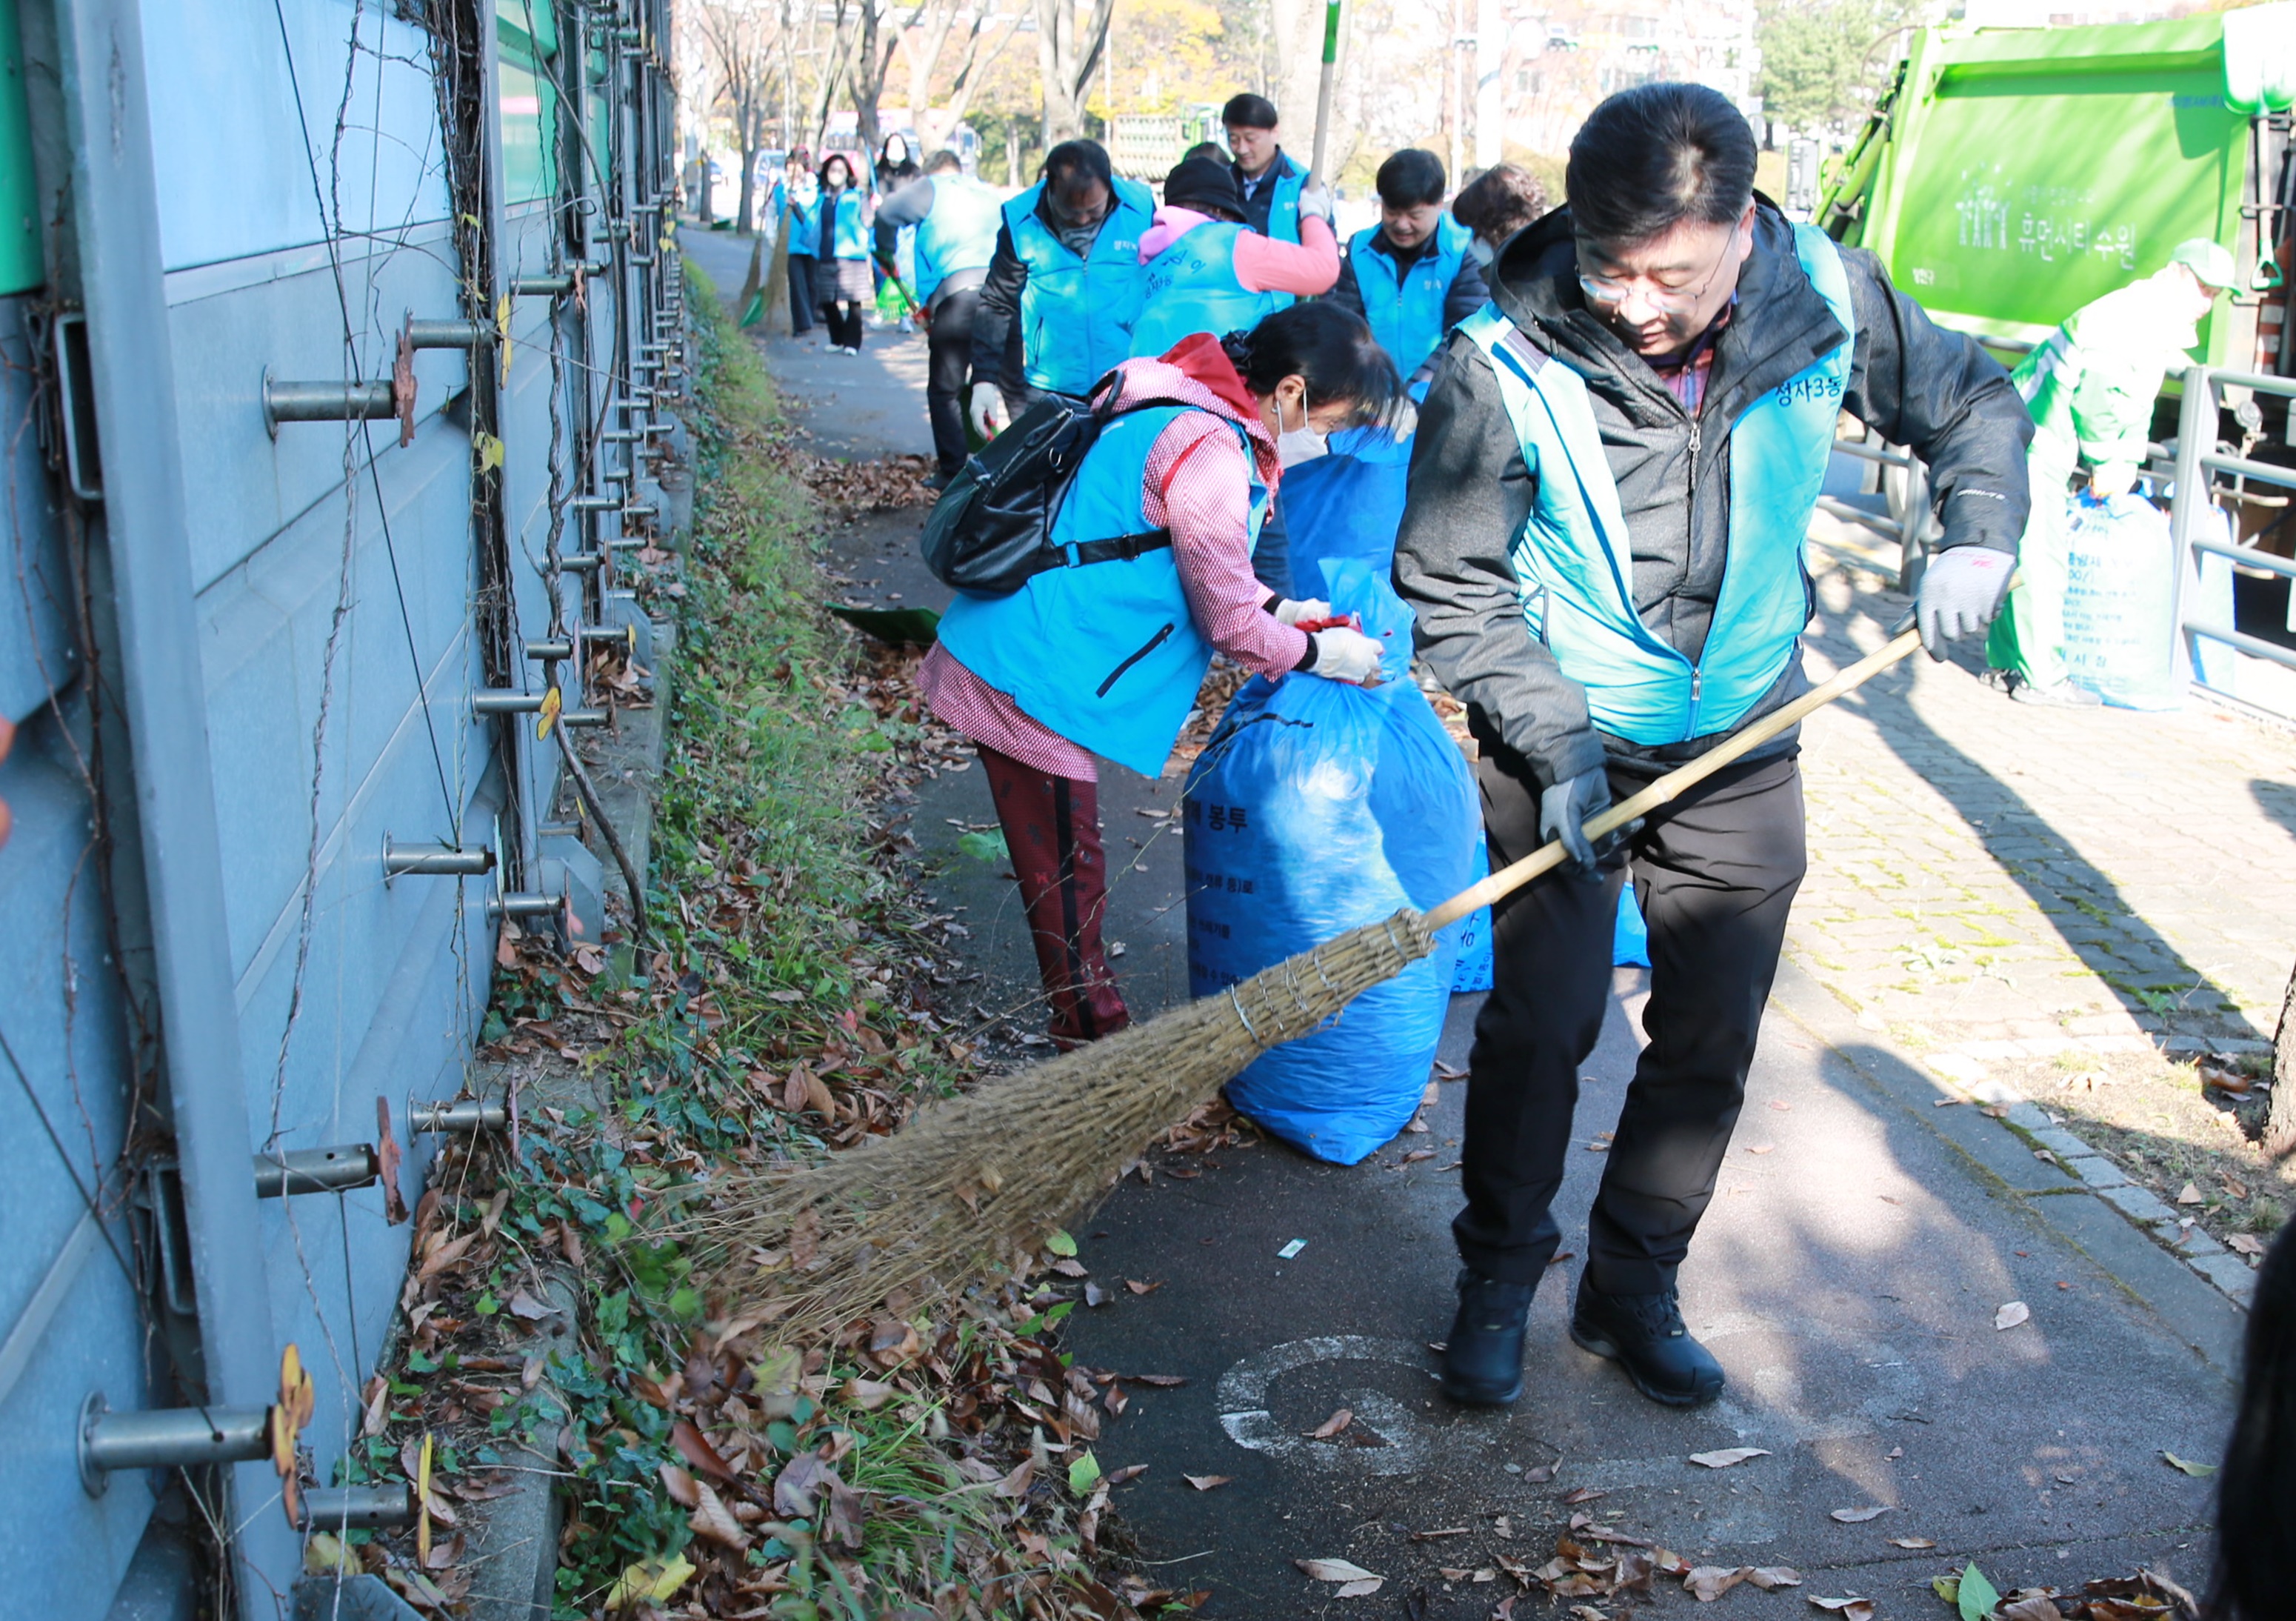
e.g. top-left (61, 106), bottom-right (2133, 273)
top-left (1538, 765), bottom-right (1638, 877)
top-left (1915, 545), bottom-right (2015, 661)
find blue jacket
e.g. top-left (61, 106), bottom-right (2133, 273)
top-left (1129, 221), bottom-right (1286, 359)
top-left (1001, 177), bottom-right (1155, 396)
top-left (1347, 213), bottom-right (1475, 377)
top-left (784, 189), bottom-right (819, 257)
top-left (1452, 224), bottom-right (1855, 745)
top-left (910, 175), bottom-right (1002, 302)
top-left (937, 405), bottom-right (1265, 776)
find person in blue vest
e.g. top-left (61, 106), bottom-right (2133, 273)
top-left (1329, 148), bottom-right (1487, 384)
top-left (1224, 93), bottom-right (1324, 271)
top-left (967, 140), bottom-right (1155, 440)
top-left (778, 150), bottom-right (820, 339)
top-left (815, 152), bottom-right (872, 355)
top-left (874, 150), bottom-right (1006, 485)
top-left (920, 303), bottom-right (1398, 1047)
top-left (1128, 156), bottom-right (1340, 360)
top-left (1394, 83), bottom-right (2034, 1411)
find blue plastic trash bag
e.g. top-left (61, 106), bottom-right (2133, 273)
top-left (2063, 490), bottom-right (2178, 710)
top-left (1281, 431), bottom-right (1412, 569)
top-left (1615, 883), bottom-right (1650, 968)
top-left (1184, 559), bottom-right (1478, 1164)
top-left (1452, 837), bottom-right (1494, 993)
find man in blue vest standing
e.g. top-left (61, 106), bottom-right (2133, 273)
top-left (1224, 95), bottom-right (1321, 273)
top-left (1395, 84), bottom-right (2032, 1411)
top-left (967, 139), bottom-right (1155, 439)
top-left (1329, 148), bottom-right (1487, 383)
top-left (874, 149), bottom-right (1005, 486)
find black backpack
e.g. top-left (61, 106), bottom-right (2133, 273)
top-left (920, 385), bottom-right (1190, 596)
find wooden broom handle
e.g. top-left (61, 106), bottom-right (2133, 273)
top-left (1421, 626), bottom-right (1922, 931)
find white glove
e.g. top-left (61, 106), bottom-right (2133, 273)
top-left (968, 382), bottom-right (1008, 439)
top-left (1309, 625), bottom-right (1384, 685)
top-left (1387, 395), bottom-right (1421, 440)
top-left (1272, 596), bottom-right (1332, 627)
top-left (2087, 462), bottom-right (2138, 499)
top-left (1297, 183), bottom-right (1335, 227)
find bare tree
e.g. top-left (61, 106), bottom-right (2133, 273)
top-left (1034, 0), bottom-right (1116, 144)
top-left (695, 0), bottom-right (781, 231)
top-left (904, 1), bottom-right (1024, 149)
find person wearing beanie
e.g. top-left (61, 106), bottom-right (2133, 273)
top-left (1329, 147), bottom-right (1488, 382)
top-left (1985, 236), bottom-right (2237, 705)
top-left (1127, 155), bottom-right (1341, 361)
top-left (1129, 153), bottom-right (1345, 596)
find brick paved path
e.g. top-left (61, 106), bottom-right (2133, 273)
top-left (1792, 527), bottom-right (2296, 1061)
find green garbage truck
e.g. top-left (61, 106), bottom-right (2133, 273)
top-left (1818, 7), bottom-right (2295, 372)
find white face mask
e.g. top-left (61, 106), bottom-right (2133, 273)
top-left (1275, 392), bottom-right (1327, 467)
top-left (1469, 237), bottom-right (1496, 269)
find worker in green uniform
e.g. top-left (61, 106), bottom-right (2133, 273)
top-left (1986, 237), bottom-right (2237, 705)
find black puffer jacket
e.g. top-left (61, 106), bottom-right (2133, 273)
top-left (1393, 203), bottom-right (2033, 790)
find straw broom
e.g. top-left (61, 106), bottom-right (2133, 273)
top-left (684, 626), bottom-right (1923, 1337)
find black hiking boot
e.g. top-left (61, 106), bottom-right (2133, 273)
top-left (1569, 1280), bottom-right (1725, 1408)
top-left (1439, 1269), bottom-right (1538, 1406)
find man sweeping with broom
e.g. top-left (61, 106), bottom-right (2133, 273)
top-left (1395, 83), bottom-right (2035, 1409)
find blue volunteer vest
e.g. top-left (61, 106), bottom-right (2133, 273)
top-left (784, 191), bottom-right (818, 256)
top-left (937, 406), bottom-right (1267, 776)
top-left (912, 174), bottom-right (1002, 302)
top-left (1350, 213), bottom-right (1472, 376)
top-left (1006, 177), bottom-right (1156, 396)
top-left (1454, 223), bottom-right (1855, 745)
top-left (1129, 222), bottom-right (1286, 358)
top-left (830, 189), bottom-right (868, 259)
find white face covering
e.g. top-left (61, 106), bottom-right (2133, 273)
top-left (1275, 391), bottom-right (1328, 467)
top-left (1469, 236), bottom-right (1496, 269)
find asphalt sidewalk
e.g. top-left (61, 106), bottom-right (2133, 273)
top-left (685, 227), bottom-right (2251, 1617)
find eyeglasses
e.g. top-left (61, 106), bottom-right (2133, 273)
top-left (1577, 224), bottom-right (1741, 315)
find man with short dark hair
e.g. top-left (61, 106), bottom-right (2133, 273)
top-left (873, 149), bottom-right (1004, 485)
top-left (968, 139), bottom-right (1155, 438)
top-left (1396, 83), bottom-right (2032, 1411)
top-left (1329, 148), bottom-right (1485, 382)
top-left (1222, 93), bottom-right (1326, 270)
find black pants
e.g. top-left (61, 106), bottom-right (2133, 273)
top-left (823, 294), bottom-right (865, 350)
top-left (926, 285), bottom-right (979, 476)
top-left (787, 256), bottom-right (817, 334)
top-left (1455, 747), bottom-right (1806, 1296)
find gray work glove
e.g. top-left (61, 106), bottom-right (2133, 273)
top-left (1539, 765), bottom-right (1638, 877)
top-left (1915, 545), bottom-right (2015, 660)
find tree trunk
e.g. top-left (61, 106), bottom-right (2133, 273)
top-left (2266, 956), bottom-right (2296, 1159)
top-left (1033, 0), bottom-right (1113, 145)
top-left (736, 99), bottom-right (760, 234)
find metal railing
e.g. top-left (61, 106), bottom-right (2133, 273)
top-left (2168, 364), bottom-right (2296, 687)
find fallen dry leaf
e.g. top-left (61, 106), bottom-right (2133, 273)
top-left (687, 1479), bottom-right (752, 1551)
top-left (1184, 1474), bottom-right (1232, 1491)
top-left (2161, 1450), bottom-right (2217, 1477)
top-left (670, 1420), bottom-right (737, 1482)
top-left (1127, 1373), bottom-right (1187, 1387)
top-left (1830, 1505), bottom-right (1890, 1523)
top-left (1684, 1565), bottom-right (1748, 1602)
top-left (1411, 1527), bottom-right (1472, 1540)
top-left (1298, 1558), bottom-right (1382, 1593)
top-left (2176, 1182), bottom-right (2204, 1206)
top-left (1125, 1278), bottom-right (1164, 1296)
top-left (1561, 1488), bottom-right (1607, 1505)
top-left (1995, 1300), bottom-right (2031, 1331)
top-left (1689, 1447), bottom-right (1770, 1469)
top-left (2229, 1232), bottom-right (2267, 1257)
top-left (1808, 1599), bottom-right (1875, 1621)
top-left (1104, 1464), bottom-right (1149, 1486)
top-left (656, 1462), bottom-right (700, 1509)
top-left (1747, 1568), bottom-right (1803, 1589)
top-left (1887, 1537), bottom-right (1935, 1550)
top-left (1306, 1408), bottom-right (1353, 1439)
